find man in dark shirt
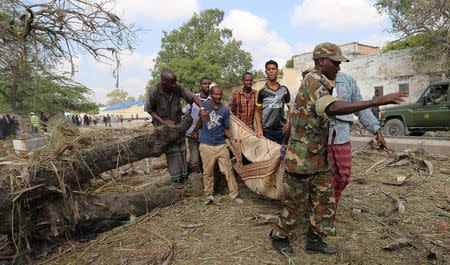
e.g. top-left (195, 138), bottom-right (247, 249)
top-left (255, 60), bottom-right (290, 144)
top-left (145, 69), bottom-right (209, 183)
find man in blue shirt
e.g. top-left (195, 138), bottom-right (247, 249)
top-left (328, 72), bottom-right (387, 221)
top-left (192, 86), bottom-right (243, 205)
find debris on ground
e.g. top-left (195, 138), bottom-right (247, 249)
top-left (0, 122), bottom-right (449, 265)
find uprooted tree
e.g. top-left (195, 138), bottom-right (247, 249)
top-left (0, 0), bottom-right (136, 113)
top-left (0, 116), bottom-right (192, 261)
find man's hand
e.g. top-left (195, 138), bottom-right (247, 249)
top-left (256, 127), bottom-right (263, 138)
top-left (375, 129), bottom-right (393, 153)
top-left (200, 108), bottom-right (210, 122)
top-left (372, 91), bottom-right (409, 106)
top-left (163, 119), bottom-right (176, 127)
top-left (191, 131), bottom-right (198, 140)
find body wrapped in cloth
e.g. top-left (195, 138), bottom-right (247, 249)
top-left (228, 115), bottom-right (287, 200)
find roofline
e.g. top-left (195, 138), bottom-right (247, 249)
top-left (293, 42), bottom-right (380, 57)
top-left (339, 41), bottom-right (380, 49)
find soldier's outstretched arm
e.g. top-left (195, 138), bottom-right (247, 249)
top-left (325, 91), bottom-right (408, 116)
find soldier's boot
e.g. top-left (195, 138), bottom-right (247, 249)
top-left (270, 231), bottom-right (294, 257)
top-left (305, 229), bottom-right (337, 255)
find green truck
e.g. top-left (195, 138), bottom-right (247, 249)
top-left (380, 79), bottom-right (450, 136)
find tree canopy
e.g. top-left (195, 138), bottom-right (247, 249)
top-left (376, 0), bottom-right (449, 74)
top-left (0, 0), bottom-right (136, 114)
top-left (149, 9), bottom-right (252, 92)
top-left (285, 58), bottom-right (294, 68)
top-left (0, 64), bottom-right (98, 114)
top-left (106, 88), bottom-right (128, 105)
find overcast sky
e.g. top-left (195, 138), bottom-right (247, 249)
top-left (67, 0), bottom-right (395, 104)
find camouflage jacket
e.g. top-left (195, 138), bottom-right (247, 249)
top-left (284, 70), bottom-right (338, 174)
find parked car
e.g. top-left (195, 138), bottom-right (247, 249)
top-left (380, 79), bottom-right (449, 136)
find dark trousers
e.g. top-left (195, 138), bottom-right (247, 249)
top-left (263, 128), bottom-right (284, 144)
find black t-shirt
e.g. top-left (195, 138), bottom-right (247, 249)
top-left (256, 84), bottom-right (290, 130)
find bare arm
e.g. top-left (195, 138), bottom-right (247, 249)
top-left (254, 105), bottom-right (263, 137)
top-left (192, 96), bottom-right (210, 122)
top-left (326, 92), bottom-right (408, 116)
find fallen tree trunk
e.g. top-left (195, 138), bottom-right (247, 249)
top-left (27, 115), bottom-right (192, 195)
top-left (0, 186), bottom-right (181, 261)
top-left (30, 185), bottom-right (181, 240)
top-left (0, 116), bottom-right (192, 261)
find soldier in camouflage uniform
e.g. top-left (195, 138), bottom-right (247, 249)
top-left (270, 43), bottom-right (409, 257)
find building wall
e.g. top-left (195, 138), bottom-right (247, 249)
top-left (293, 47), bottom-right (446, 103)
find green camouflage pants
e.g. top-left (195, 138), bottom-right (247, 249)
top-left (272, 170), bottom-right (335, 238)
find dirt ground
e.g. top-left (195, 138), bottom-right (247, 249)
top-left (2, 121), bottom-right (449, 265)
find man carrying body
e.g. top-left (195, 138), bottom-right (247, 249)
top-left (328, 72), bottom-right (387, 222)
top-left (229, 72), bottom-right (257, 130)
top-left (255, 60), bottom-right (290, 144)
top-left (183, 77), bottom-right (211, 173)
top-left (192, 86), bottom-right (243, 205)
top-left (270, 42), bottom-right (408, 256)
top-left (145, 69), bottom-right (209, 183)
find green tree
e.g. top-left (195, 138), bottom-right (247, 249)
top-left (252, 70), bottom-right (265, 80)
top-left (126, 96), bottom-right (136, 102)
top-left (375, 0), bottom-right (449, 74)
top-left (106, 89), bottom-right (129, 105)
top-left (150, 9), bottom-right (252, 92)
top-left (137, 94), bottom-right (146, 100)
top-left (0, 65), bottom-right (97, 114)
top-left (285, 58), bottom-right (294, 68)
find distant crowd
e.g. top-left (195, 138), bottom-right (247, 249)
top-left (64, 113), bottom-right (141, 128)
top-left (0, 114), bottom-right (19, 139)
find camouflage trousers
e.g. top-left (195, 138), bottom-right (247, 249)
top-left (272, 170), bottom-right (335, 238)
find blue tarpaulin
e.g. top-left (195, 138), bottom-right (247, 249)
top-left (103, 100), bottom-right (146, 111)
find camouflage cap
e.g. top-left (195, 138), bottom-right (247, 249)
top-left (312, 42), bottom-right (349, 62)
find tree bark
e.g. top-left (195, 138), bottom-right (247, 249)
top-left (0, 115), bottom-right (192, 260)
top-left (17, 115), bottom-right (192, 200)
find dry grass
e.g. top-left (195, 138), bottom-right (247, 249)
top-left (34, 147), bottom-right (450, 265)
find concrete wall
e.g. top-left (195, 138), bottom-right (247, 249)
top-left (293, 48), bottom-right (446, 104)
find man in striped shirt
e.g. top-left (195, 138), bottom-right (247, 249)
top-left (229, 72), bottom-right (256, 130)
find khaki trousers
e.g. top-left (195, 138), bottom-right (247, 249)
top-left (199, 143), bottom-right (239, 199)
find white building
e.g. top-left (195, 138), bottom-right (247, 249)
top-left (293, 42), bottom-right (447, 102)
